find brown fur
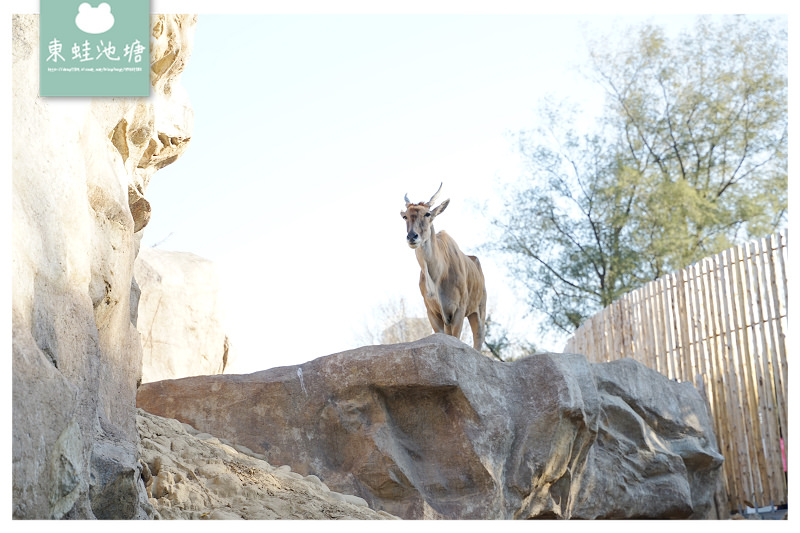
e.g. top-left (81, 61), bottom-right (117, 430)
top-left (400, 196), bottom-right (487, 350)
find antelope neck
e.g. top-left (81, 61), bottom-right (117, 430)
top-left (415, 228), bottom-right (443, 279)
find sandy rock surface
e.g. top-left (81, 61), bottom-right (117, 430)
top-left (137, 410), bottom-right (397, 520)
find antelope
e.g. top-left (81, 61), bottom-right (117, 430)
top-left (400, 183), bottom-right (487, 351)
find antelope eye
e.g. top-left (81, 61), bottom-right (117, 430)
top-left (424, 212), bottom-right (431, 217)
top-left (402, 215), bottom-right (407, 220)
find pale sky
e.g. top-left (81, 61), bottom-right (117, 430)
top-left (6, 2), bottom-right (791, 375)
top-left (141, 7), bottom-right (792, 373)
top-left (145, 12), bottom-right (608, 372)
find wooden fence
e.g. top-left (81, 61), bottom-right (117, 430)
top-left (564, 229), bottom-right (788, 512)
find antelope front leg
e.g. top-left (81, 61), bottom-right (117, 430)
top-left (444, 308), bottom-right (466, 341)
top-left (426, 306), bottom-right (445, 334)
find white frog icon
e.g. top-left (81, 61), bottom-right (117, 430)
top-left (75, 2), bottom-right (115, 34)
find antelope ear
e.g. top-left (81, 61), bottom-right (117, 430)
top-left (431, 198), bottom-right (450, 218)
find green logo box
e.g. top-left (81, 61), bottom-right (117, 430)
top-left (40, 1), bottom-right (150, 96)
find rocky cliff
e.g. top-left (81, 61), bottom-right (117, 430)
top-left (12, 14), bottom-right (196, 519)
top-left (137, 334), bottom-right (728, 519)
top-left (135, 248), bottom-right (232, 383)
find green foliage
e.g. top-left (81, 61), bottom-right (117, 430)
top-left (491, 15), bottom-right (787, 336)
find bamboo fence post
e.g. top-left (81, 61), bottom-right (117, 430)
top-left (777, 231), bottom-right (788, 485)
top-left (727, 247), bottom-right (761, 506)
top-left (585, 313), bottom-right (595, 360)
top-left (630, 288), bottom-right (644, 364)
top-left (614, 300), bottom-right (623, 360)
top-left (743, 241), bottom-right (782, 504)
top-left (688, 262), bottom-right (710, 399)
top-left (688, 263), bottom-right (705, 385)
top-left (620, 297), bottom-right (629, 358)
top-left (640, 286), bottom-right (650, 367)
top-left (651, 278), bottom-right (664, 376)
top-left (703, 256), bottom-right (733, 508)
top-left (588, 312), bottom-right (599, 361)
top-left (764, 236), bottom-right (788, 477)
top-left (587, 314), bottom-right (597, 361)
top-left (715, 251), bottom-right (750, 506)
top-left (676, 271), bottom-right (688, 381)
top-left (666, 274), bottom-right (680, 379)
top-left (594, 312), bottom-right (603, 362)
top-left (732, 246), bottom-right (770, 504)
top-left (676, 269), bottom-right (693, 381)
top-left (598, 312), bottom-right (608, 363)
top-left (778, 229), bottom-right (788, 314)
top-left (669, 274), bottom-right (686, 381)
top-left (628, 295), bottom-right (636, 359)
top-left (695, 262), bottom-right (710, 381)
top-left (667, 274), bottom-right (680, 380)
top-left (658, 276), bottom-right (673, 379)
top-left (639, 286), bottom-right (651, 368)
top-left (609, 302), bottom-right (618, 361)
top-left (605, 305), bottom-right (614, 361)
top-left (755, 238), bottom-right (787, 503)
top-left (622, 296), bottom-right (632, 359)
top-left (649, 280), bottom-right (661, 373)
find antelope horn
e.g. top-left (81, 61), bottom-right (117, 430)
top-left (428, 182), bottom-right (443, 205)
top-left (404, 193), bottom-right (412, 206)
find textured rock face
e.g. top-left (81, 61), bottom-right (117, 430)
top-left (135, 248), bottom-right (232, 383)
top-left (12, 14), bottom-right (195, 519)
top-left (137, 335), bottom-right (726, 519)
top-left (137, 410), bottom-right (397, 519)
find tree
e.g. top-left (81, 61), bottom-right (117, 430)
top-left (490, 16), bottom-right (787, 336)
top-left (483, 314), bottom-right (538, 362)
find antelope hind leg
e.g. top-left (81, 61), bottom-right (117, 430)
top-left (467, 312), bottom-right (484, 351)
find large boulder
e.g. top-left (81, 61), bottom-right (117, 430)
top-left (134, 248), bottom-right (232, 383)
top-left (12, 14), bottom-right (196, 519)
top-left (137, 334), bottom-right (726, 519)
